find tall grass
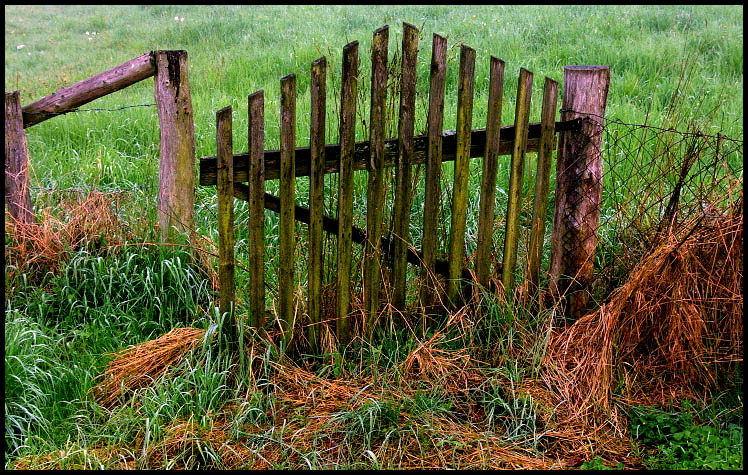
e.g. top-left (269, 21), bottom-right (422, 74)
top-left (4, 4), bottom-right (743, 469)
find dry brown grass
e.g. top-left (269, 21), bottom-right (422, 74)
top-left (5, 191), bottom-right (132, 283)
top-left (544, 198), bottom-right (743, 435)
top-left (91, 327), bottom-right (206, 409)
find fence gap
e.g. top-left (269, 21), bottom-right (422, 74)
top-left (336, 42), bottom-right (359, 346)
top-left (446, 44), bottom-right (476, 308)
top-left (501, 67), bottom-right (533, 298)
top-left (364, 26), bottom-right (389, 338)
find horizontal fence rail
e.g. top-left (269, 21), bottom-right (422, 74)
top-left (198, 120), bottom-right (580, 185)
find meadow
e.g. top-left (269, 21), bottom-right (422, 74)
top-left (4, 4), bottom-right (743, 469)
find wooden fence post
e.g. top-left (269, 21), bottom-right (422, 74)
top-left (336, 42), bottom-right (359, 346)
top-left (153, 50), bottom-right (196, 242)
top-left (248, 90), bottom-right (266, 330)
top-left (216, 106), bottom-right (235, 339)
top-left (549, 66), bottom-right (610, 321)
top-left (5, 91), bottom-right (34, 224)
top-left (280, 74), bottom-right (297, 348)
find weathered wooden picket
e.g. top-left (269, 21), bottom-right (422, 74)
top-left (199, 23), bottom-right (610, 351)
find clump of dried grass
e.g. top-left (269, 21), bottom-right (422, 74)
top-left (5, 191), bottom-right (132, 282)
top-left (544, 198), bottom-right (743, 428)
top-left (91, 327), bottom-right (206, 409)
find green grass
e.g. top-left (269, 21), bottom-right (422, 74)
top-left (4, 4), bottom-right (743, 470)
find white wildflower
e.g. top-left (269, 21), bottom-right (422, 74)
top-left (16, 44), bottom-right (24, 49)
top-left (180, 17), bottom-right (184, 22)
top-left (174, 16), bottom-right (179, 20)
top-left (86, 31), bottom-right (89, 35)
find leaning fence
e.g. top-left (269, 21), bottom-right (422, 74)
top-left (199, 23), bottom-right (612, 352)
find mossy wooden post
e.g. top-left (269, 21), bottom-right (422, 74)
top-left (446, 44), bottom-right (476, 308)
top-left (280, 74), bottom-right (297, 348)
top-left (364, 26), bottom-right (389, 338)
top-left (153, 50), bottom-right (195, 242)
top-left (527, 77), bottom-right (558, 298)
top-left (5, 91), bottom-right (34, 224)
top-left (501, 68), bottom-right (533, 298)
top-left (308, 58), bottom-right (326, 353)
top-left (248, 90), bottom-right (266, 330)
top-left (475, 57), bottom-right (505, 288)
top-left (336, 42), bottom-right (358, 346)
top-left (216, 106), bottom-right (235, 339)
top-left (419, 33), bottom-right (447, 318)
top-left (549, 66), bottom-right (610, 321)
top-left (392, 22), bottom-right (419, 312)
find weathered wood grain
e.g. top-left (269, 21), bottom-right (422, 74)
top-left (501, 68), bottom-right (533, 298)
top-left (446, 44), bottom-right (476, 308)
top-left (216, 106), bottom-right (235, 337)
top-left (248, 90), bottom-right (266, 330)
top-left (475, 57), bottom-right (505, 288)
top-left (279, 74), bottom-right (297, 347)
top-left (5, 91), bottom-right (35, 224)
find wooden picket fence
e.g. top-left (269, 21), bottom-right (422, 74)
top-left (198, 23), bottom-right (610, 351)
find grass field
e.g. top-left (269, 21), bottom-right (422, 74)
top-left (4, 5), bottom-right (743, 469)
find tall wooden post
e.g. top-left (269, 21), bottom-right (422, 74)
top-left (216, 106), bottom-right (235, 339)
top-left (5, 91), bottom-right (34, 224)
top-left (153, 50), bottom-right (196, 241)
top-left (549, 66), bottom-right (610, 321)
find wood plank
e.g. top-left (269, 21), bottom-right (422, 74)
top-left (475, 56), bottom-right (505, 287)
top-left (364, 26), bottom-right (389, 338)
top-left (446, 44), bottom-right (476, 308)
top-left (248, 90), bottom-right (266, 330)
top-left (308, 58), bottom-right (326, 353)
top-left (501, 68), bottom-right (534, 298)
top-left (22, 52), bottom-right (155, 128)
top-left (336, 41), bottom-right (359, 346)
top-left (279, 74), bottom-right (297, 348)
top-left (526, 77), bottom-right (558, 297)
top-left (419, 33), bottom-right (448, 316)
top-left (216, 105), bottom-right (235, 339)
top-left (391, 22), bottom-right (419, 312)
top-left (5, 91), bottom-right (35, 224)
top-left (199, 120), bottom-right (579, 185)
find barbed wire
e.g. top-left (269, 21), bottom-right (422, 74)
top-left (29, 103), bottom-right (157, 118)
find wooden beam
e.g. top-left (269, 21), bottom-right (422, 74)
top-left (198, 120), bottom-right (580, 186)
top-left (22, 52), bottom-right (155, 128)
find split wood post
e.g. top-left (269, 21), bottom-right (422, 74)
top-left (216, 106), bottom-right (235, 340)
top-left (248, 90), bottom-right (266, 330)
top-left (391, 23), bottom-right (419, 312)
top-left (308, 59), bottom-right (327, 353)
top-left (526, 77), bottom-right (559, 298)
top-left (336, 42), bottom-right (359, 347)
top-left (153, 50), bottom-right (196, 242)
top-left (475, 57), bottom-right (505, 288)
top-left (501, 68), bottom-right (533, 298)
top-left (419, 33), bottom-right (447, 318)
top-left (364, 26), bottom-right (389, 338)
top-left (5, 91), bottom-right (35, 224)
top-left (446, 44), bottom-right (476, 308)
top-left (280, 74), bottom-right (297, 349)
top-left (549, 66), bottom-right (610, 321)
